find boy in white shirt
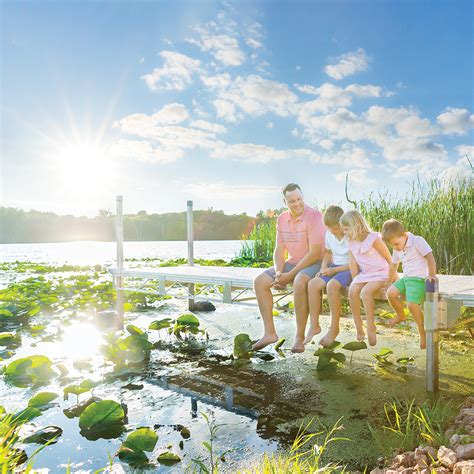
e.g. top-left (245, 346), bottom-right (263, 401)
top-left (382, 219), bottom-right (437, 349)
top-left (306, 205), bottom-right (352, 347)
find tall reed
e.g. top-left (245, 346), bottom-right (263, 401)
top-left (240, 220), bottom-right (276, 262)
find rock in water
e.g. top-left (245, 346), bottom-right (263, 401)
top-left (193, 301), bottom-right (216, 312)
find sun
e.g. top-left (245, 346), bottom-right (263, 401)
top-left (55, 142), bottom-right (113, 192)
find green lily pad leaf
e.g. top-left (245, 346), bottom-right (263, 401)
top-left (126, 324), bottom-right (144, 336)
top-left (233, 334), bottom-right (253, 359)
top-left (396, 366), bottom-right (408, 373)
top-left (12, 407), bottom-right (42, 424)
top-left (28, 392), bottom-right (59, 409)
top-left (326, 340), bottom-right (342, 350)
top-left (73, 359), bottom-right (93, 370)
top-left (157, 451), bottom-right (181, 465)
top-left (117, 445), bottom-right (149, 465)
top-left (79, 400), bottom-right (125, 440)
top-left (0, 332), bottom-right (21, 347)
top-left (64, 379), bottom-right (99, 397)
top-left (342, 341), bottom-right (368, 351)
top-left (56, 363), bottom-right (68, 377)
top-left (116, 335), bottom-right (153, 363)
top-left (149, 318), bottom-right (173, 330)
top-left (123, 427), bottom-right (158, 452)
top-left (23, 425), bottom-right (63, 444)
top-left (377, 348), bottom-right (393, 358)
top-left (396, 356), bottom-right (415, 364)
top-left (0, 308), bottom-right (14, 318)
top-left (274, 338), bottom-right (285, 351)
top-left (331, 352), bottom-right (346, 363)
top-left (176, 313), bottom-right (200, 327)
top-left (4, 355), bottom-right (55, 387)
top-left (316, 353), bottom-right (334, 371)
top-left (373, 354), bottom-right (394, 366)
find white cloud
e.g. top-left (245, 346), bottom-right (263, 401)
top-left (201, 73), bottom-right (232, 89)
top-left (211, 143), bottom-right (288, 163)
top-left (319, 139), bottom-right (334, 150)
top-left (152, 103), bottom-right (189, 124)
top-left (455, 145), bottom-right (474, 160)
top-left (141, 51), bottom-right (201, 91)
top-left (187, 34), bottom-right (245, 67)
top-left (188, 183), bottom-right (280, 199)
top-left (335, 169), bottom-right (374, 184)
top-left (395, 115), bottom-right (437, 138)
top-left (324, 48), bottom-right (369, 80)
top-left (266, 122), bottom-right (274, 129)
top-left (213, 99), bottom-right (239, 123)
top-left (190, 120), bottom-right (227, 134)
top-left (246, 38), bottom-right (262, 49)
top-left (437, 107), bottom-right (474, 135)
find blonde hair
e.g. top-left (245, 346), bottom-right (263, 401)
top-left (340, 210), bottom-right (371, 241)
top-left (323, 205), bottom-right (344, 227)
top-left (381, 219), bottom-right (405, 241)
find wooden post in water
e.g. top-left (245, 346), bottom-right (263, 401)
top-left (425, 279), bottom-right (439, 392)
top-left (116, 195), bottom-right (125, 329)
top-left (187, 200), bottom-right (195, 311)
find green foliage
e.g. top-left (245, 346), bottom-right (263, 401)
top-left (233, 334), bottom-right (253, 359)
top-left (27, 392), bottom-right (59, 409)
top-left (23, 426), bottom-right (63, 445)
top-left (148, 318), bottom-right (173, 331)
top-left (157, 451), bottom-right (181, 465)
top-left (78, 400), bottom-right (125, 440)
top-left (239, 220), bottom-right (276, 262)
top-left (117, 427), bottom-right (158, 466)
top-left (314, 346), bottom-right (346, 372)
top-left (171, 313), bottom-right (206, 340)
top-left (4, 355), bottom-right (56, 387)
top-left (64, 380), bottom-right (99, 400)
top-left (369, 399), bottom-right (460, 457)
top-left (102, 330), bottom-right (153, 365)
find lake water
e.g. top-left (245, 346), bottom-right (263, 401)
top-left (0, 240), bottom-right (245, 265)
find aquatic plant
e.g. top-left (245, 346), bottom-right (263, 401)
top-left (117, 427), bottom-right (158, 466)
top-left (239, 417), bottom-right (348, 473)
top-left (3, 355), bottom-right (56, 387)
top-left (233, 333), bottom-right (253, 359)
top-left (239, 220), bottom-right (276, 262)
top-left (78, 399), bottom-right (126, 440)
top-left (369, 398), bottom-right (461, 457)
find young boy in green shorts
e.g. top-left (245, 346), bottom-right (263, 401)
top-left (382, 219), bottom-right (437, 349)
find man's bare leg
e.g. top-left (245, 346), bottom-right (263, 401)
top-left (304, 276), bottom-right (326, 344)
top-left (319, 279), bottom-right (343, 347)
top-left (407, 302), bottom-right (426, 349)
top-left (349, 282), bottom-right (366, 341)
top-left (387, 286), bottom-right (406, 327)
top-left (252, 272), bottom-right (279, 350)
top-left (291, 273), bottom-right (311, 353)
top-left (360, 281), bottom-right (385, 346)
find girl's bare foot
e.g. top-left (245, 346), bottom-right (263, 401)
top-left (291, 337), bottom-right (305, 353)
top-left (388, 315), bottom-right (406, 327)
top-left (303, 324), bottom-right (321, 344)
top-left (319, 328), bottom-right (339, 347)
top-left (252, 334), bottom-right (278, 351)
top-left (356, 329), bottom-right (365, 342)
top-left (367, 325), bottom-right (377, 346)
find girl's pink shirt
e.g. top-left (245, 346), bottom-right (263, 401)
top-left (348, 231), bottom-right (389, 283)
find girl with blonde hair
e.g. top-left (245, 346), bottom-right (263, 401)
top-left (340, 210), bottom-right (392, 345)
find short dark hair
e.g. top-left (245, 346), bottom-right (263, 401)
top-left (323, 205), bottom-right (344, 226)
top-left (282, 183), bottom-right (301, 197)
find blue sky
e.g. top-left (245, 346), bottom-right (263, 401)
top-left (1, 0), bottom-right (473, 217)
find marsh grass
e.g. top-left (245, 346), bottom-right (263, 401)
top-left (238, 418), bottom-right (348, 474)
top-left (240, 220), bottom-right (276, 262)
top-left (369, 398), bottom-right (461, 458)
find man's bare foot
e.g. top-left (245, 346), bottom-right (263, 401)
top-left (291, 338), bottom-right (305, 353)
top-left (388, 315), bottom-right (406, 328)
top-left (303, 324), bottom-right (321, 344)
top-left (252, 334), bottom-right (278, 351)
top-left (419, 331), bottom-right (426, 350)
top-left (319, 328), bottom-right (340, 347)
top-left (367, 325), bottom-right (377, 346)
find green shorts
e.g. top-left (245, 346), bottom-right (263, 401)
top-left (393, 277), bottom-right (426, 305)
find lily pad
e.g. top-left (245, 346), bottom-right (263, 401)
top-left (157, 451), bottom-right (181, 465)
top-left (0, 332), bottom-right (21, 347)
top-left (126, 324), bottom-right (144, 336)
top-left (79, 400), bottom-right (125, 440)
top-left (12, 407), bottom-right (42, 424)
top-left (233, 334), bottom-right (253, 359)
top-left (342, 341), bottom-right (368, 351)
top-left (123, 427), bottom-right (158, 452)
top-left (64, 379), bottom-right (99, 398)
top-left (4, 355), bottom-right (56, 387)
top-left (28, 392), bottom-right (59, 409)
top-left (176, 313), bottom-right (200, 327)
top-left (63, 396), bottom-right (102, 418)
top-left (149, 318), bottom-right (173, 331)
top-left (117, 445), bottom-right (149, 465)
top-left (23, 426), bottom-right (63, 444)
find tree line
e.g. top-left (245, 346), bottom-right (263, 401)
top-left (0, 207), bottom-right (264, 243)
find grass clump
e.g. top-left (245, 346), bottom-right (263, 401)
top-left (369, 398), bottom-right (461, 458)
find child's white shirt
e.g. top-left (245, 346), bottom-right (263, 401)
top-left (392, 232), bottom-right (432, 278)
top-left (325, 232), bottom-right (349, 266)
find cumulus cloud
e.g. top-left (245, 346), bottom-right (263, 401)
top-left (213, 99), bottom-right (240, 123)
top-left (141, 51), bottom-right (201, 91)
top-left (324, 48), bottom-right (369, 80)
top-left (335, 169), bottom-right (375, 185)
top-left (188, 182), bottom-right (280, 199)
top-left (455, 145), bottom-right (474, 159)
top-left (246, 37), bottom-right (262, 49)
top-left (152, 103), bottom-right (189, 124)
top-left (190, 120), bottom-right (227, 134)
top-left (187, 34), bottom-right (245, 66)
top-left (437, 107), bottom-right (474, 135)
top-left (109, 139), bottom-right (184, 164)
top-left (211, 143), bottom-right (288, 163)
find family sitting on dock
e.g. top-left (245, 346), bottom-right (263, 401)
top-left (252, 183), bottom-right (437, 353)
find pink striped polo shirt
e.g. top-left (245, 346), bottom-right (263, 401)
top-left (276, 205), bottom-right (326, 264)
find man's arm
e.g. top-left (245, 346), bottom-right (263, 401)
top-left (273, 244), bottom-right (286, 276)
top-left (277, 243), bottom-right (321, 285)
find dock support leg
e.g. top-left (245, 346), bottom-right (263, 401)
top-left (424, 280), bottom-right (439, 393)
top-left (187, 200), bottom-right (195, 311)
top-left (116, 195), bottom-right (124, 329)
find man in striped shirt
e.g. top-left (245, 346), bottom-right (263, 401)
top-left (252, 183), bottom-right (326, 353)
